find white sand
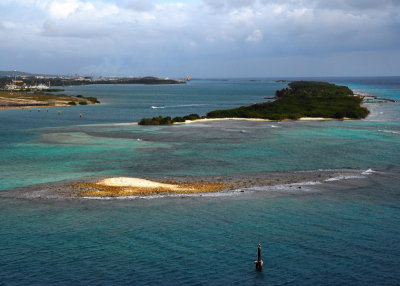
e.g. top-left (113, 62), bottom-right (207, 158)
top-left (299, 117), bottom-right (333, 121)
top-left (175, 118), bottom-right (273, 124)
top-left (299, 117), bottom-right (350, 121)
top-left (173, 117), bottom-right (348, 124)
top-left (97, 177), bottom-right (181, 190)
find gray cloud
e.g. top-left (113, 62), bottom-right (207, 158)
top-left (0, 0), bottom-right (399, 77)
top-left (203, 0), bottom-right (256, 10)
top-left (42, 20), bottom-right (112, 39)
top-left (126, 0), bottom-right (154, 12)
top-left (316, 0), bottom-right (400, 11)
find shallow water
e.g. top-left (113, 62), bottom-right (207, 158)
top-left (1, 78), bottom-right (400, 284)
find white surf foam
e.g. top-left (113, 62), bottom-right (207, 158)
top-left (324, 175), bottom-right (365, 182)
top-left (362, 168), bottom-right (376, 175)
top-left (378, 129), bottom-right (400, 135)
top-left (151, 104), bottom-right (207, 109)
top-left (82, 190), bottom-right (242, 200)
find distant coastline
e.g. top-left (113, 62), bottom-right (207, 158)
top-left (0, 73), bottom-right (184, 109)
top-left (0, 72), bottom-right (186, 88)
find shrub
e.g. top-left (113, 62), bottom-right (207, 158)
top-left (138, 115), bottom-right (172, 125)
top-left (86, 96), bottom-right (100, 103)
top-left (183, 113), bottom-right (200, 121)
top-left (139, 117), bottom-right (159, 125)
top-left (172, 116), bottom-right (185, 122)
top-left (288, 114), bottom-right (300, 120)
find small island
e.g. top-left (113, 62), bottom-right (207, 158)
top-left (0, 90), bottom-right (100, 109)
top-left (138, 81), bottom-right (370, 125)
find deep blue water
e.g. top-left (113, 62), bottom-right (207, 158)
top-left (1, 78), bottom-right (400, 285)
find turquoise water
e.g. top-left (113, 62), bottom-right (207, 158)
top-left (1, 78), bottom-right (400, 284)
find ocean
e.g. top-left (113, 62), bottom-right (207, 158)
top-left (1, 77), bottom-right (399, 285)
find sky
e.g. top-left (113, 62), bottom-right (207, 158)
top-left (1, 0), bottom-right (400, 77)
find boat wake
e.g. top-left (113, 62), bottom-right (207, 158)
top-left (151, 104), bottom-right (208, 109)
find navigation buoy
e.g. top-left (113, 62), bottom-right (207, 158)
top-left (254, 243), bottom-right (263, 271)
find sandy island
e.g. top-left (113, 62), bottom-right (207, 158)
top-left (72, 177), bottom-right (232, 197)
top-left (0, 91), bottom-right (98, 109)
top-left (0, 96), bottom-right (72, 109)
top-left (0, 169), bottom-right (371, 199)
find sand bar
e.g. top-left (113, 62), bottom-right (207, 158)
top-left (72, 177), bottom-right (231, 197)
top-left (98, 177), bottom-right (182, 190)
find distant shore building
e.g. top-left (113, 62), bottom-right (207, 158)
top-left (28, 83), bottom-right (49, 90)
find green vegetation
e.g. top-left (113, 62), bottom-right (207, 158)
top-left (138, 114), bottom-right (201, 125)
top-left (138, 81), bottom-right (369, 125)
top-left (85, 96), bottom-right (100, 103)
top-left (207, 81), bottom-right (369, 120)
top-left (139, 116), bottom-right (173, 125)
top-left (54, 94), bottom-right (100, 104)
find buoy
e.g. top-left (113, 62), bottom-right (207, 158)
top-left (254, 243), bottom-right (263, 271)
top-left (79, 113), bottom-right (83, 117)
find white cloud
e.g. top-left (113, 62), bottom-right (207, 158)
top-left (0, 21), bottom-right (17, 30)
top-left (49, 0), bottom-right (85, 19)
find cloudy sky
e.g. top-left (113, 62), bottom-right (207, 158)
top-left (1, 0), bottom-right (400, 77)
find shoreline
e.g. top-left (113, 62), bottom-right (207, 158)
top-left (173, 117), bottom-right (350, 125)
top-left (0, 92), bottom-right (99, 110)
top-left (0, 103), bottom-right (72, 110)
